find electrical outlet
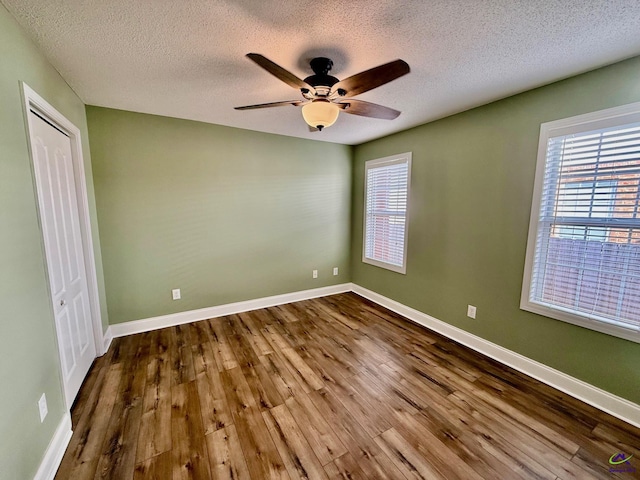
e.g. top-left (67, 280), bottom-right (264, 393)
top-left (312, 270), bottom-right (318, 279)
top-left (333, 267), bottom-right (339, 276)
top-left (172, 288), bottom-right (181, 300)
top-left (467, 305), bottom-right (477, 319)
top-left (38, 393), bottom-right (48, 423)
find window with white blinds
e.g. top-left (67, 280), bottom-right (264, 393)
top-left (521, 102), bottom-right (640, 343)
top-left (363, 153), bottom-right (411, 274)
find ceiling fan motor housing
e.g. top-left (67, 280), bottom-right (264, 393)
top-left (304, 57), bottom-right (339, 89)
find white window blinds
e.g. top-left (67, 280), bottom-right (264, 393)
top-left (522, 103), bottom-right (640, 343)
top-left (363, 153), bottom-right (411, 274)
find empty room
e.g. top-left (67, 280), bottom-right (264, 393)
top-left (1, 1), bottom-right (640, 479)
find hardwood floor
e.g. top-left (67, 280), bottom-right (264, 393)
top-left (55, 293), bottom-right (640, 479)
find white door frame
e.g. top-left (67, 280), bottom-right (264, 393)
top-left (21, 82), bottom-right (106, 367)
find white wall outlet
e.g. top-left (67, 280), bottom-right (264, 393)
top-left (467, 305), bottom-right (477, 319)
top-left (38, 393), bottom-right (48, 423)
top-left (333, 267), bottom-right (339, 276)
top-left (312, 270), bottom-right (318, 279)
top-left (172, 288), bottom-right (181, 300)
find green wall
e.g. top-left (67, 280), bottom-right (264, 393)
top-left (352, 56), bottom-right (640, 403)
top-left (0, 5), bottom-right (108, 479)
top-left (86, 107), bottom-right (352, 324)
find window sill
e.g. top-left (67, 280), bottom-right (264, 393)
top-left (362, 257), bottom-right (407, 274)
top-left (520, 299), bottom-right (640, 344)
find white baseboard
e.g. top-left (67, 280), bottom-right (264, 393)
top-left (34, 413), bottom-right (72, 480)
top-left (351, 284), bottom-right (640, 429)
top-left (110, 283), bottom-right (352, 338)
top-left (102, 326), bottom-right (113, 354)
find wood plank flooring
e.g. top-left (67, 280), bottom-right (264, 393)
top-left (56, 293), bottom-right (640, 479)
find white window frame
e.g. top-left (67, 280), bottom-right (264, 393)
top-left (362, 152), bottom-right (412, 274)
top-left (521, 101), bottom-right (640, 344)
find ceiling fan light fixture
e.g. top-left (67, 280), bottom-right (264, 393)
top-left (301, 100), bottom-right (339, 130)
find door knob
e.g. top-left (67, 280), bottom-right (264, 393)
top-left (60, 299), bottom-right (66, 306)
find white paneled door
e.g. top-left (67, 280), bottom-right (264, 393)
top-left (30, 111), bottom-right (96, 409)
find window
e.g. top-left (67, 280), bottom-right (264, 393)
top-left (521, 102), bottom-right (640, 343)
top-left (363, 152), bottom-right (411, 274)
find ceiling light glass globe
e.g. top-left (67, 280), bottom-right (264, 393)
top-left (301, 101), bottom-right (339, 130)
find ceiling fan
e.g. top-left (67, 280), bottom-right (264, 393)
top-left (235, 53), bottom-right (410, 131)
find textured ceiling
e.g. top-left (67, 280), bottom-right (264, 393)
top-left (4, 0), bottom-right (640, 145)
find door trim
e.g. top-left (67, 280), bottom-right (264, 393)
top-left (21, 83), bottom-right (106, 369)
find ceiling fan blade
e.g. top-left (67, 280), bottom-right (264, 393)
top-left (234, 100), bottom-right (304, 110)
top-left (332, 59), bottom-right (410, 97)
top-left (246, 53), bottom-right (312, 90)
top-left (338, 99), bottom-right (401, 119)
